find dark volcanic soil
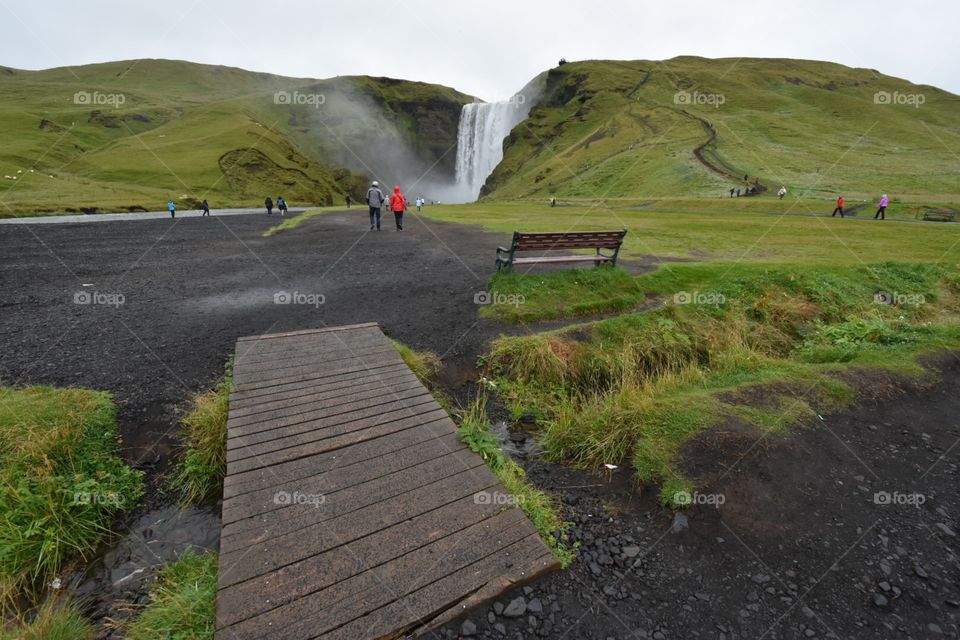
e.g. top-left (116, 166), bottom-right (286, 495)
top-left (435, 359), bottom-right (960, 640)
top-left (0, 210), bottom-right (508, 469)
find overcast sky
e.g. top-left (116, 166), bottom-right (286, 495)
top-left (1, 0), bottom-right (957, 100)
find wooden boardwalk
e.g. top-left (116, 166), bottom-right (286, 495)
top-left (215, 323), bottom-right (559, 639)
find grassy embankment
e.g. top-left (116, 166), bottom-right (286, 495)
top-left (0, 386), bottom-right (142, 632)
top-left (426, 203), bottom-right (960, 505)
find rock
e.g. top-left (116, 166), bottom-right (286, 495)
top-left (804, 629), bottom-right (816, 637)
top-left (503, 597), bottom-right (527, 618)
top-left (528, 598), bottom-right (543, 614)
top-left (487, 611), bottom-right (496, 624)
top-left (879, 561), bottom-right (892, 576)
top-left (622, 545), bottom-right (641, 558)
top-left (801, 606), bottom-right (815, 618)
top-left (928, 623), bottom-right (943, 635)
top-left (914, 565), bottom-right (929, 579)
top-left (460, 619), bottom-right (477, 637)
top-left (934, 523), bottom-right (956, 537)
top-left (872, 593), bottom-right (889, 608)
top-left (493, 602), bottom-right (504, 615)
top-left (752, 574), bottom-right (771, 585)
top-left (493, 622), bottom-right (506, 635)
top-left (671, 513), bottom-right (689, 534)
top-left (878, 581), bottom-right (891, 592)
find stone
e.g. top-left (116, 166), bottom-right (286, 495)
top-left (671, 513), bottom-right (689, 533)
top-left (622, 545), bottom-right (641, 558)
top-left (503, 597), bottom-right (527, 618)
top-left (460, 619), bottom-right (477, 637)
top-left (872, 593), bottom-right (889, 608)
top-left (934, 523), bottom-right (956, 537)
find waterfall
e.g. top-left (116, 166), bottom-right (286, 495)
top-left (454, 99), bottom-right (529, 201)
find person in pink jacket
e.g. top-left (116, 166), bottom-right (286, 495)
top-left (875, 194), bottom-right (889, 220)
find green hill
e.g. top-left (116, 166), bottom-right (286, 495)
top-left (485, 57), bottom-right (960, 201)
top-left (0, 59), bottom-right (473, 215)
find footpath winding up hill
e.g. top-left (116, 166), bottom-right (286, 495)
top-left (485, 57), bottom-right (960, 200)
top-left (0, 60), bottom-right (473, 214)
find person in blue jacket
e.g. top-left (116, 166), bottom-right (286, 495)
top-left (167, 200), bottom-right (176, 219)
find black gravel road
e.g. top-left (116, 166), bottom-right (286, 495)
top-left (0, 209), bottom-right (505, 465)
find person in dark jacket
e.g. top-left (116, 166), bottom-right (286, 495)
top-left (265, 197), bottom-right (273, 215)
top-left (201, 199), bottom-right (210, 216)
top-left (832, 196), bottom-right (844, 218)
top-left (346, 194), bottom-right (352, 208)
top-left (390, 185), bottom-right (407, 230)
top-left (366, 181), bottom-right (384, 230)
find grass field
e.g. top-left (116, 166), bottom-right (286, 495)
top-left (423, 202), bottom-right (960, 504)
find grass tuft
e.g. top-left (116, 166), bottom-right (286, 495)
top-left (125, 549), bottom-right (217, 640)
top-left (456, 396), bottom-right (576, 567)
top-left (169, 359), bottom-right (233, 505)
top-left (0, 597), bottom-right (94, 640)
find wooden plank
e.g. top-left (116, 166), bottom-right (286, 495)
top-left (222, 413), bottom-right (453, 500)
top-left (229, 362), bottom-right (408, 406)
top-left (235, 322), bottom-right (379, 343)
top-left (217, 509), bottom-right (534, 639)
top-left (217, 473), bottom-right (502, 603)
top-left (225, 393), bottom-right (439, 462)
top-left (220, 447), bottom-right (490, 546)
top-left (221, 430), bottom-right (467, 525)
top-left (229, 367), bottom-right (416, 419)
top-left (225, 406), bottom-right (450, 475)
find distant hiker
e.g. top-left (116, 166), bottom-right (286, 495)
top-left (744, 173), bottom-right (749, 182)
top-left (366, 180), bottom-right (384, 230)
top-left (875, 194), bottom-right (889, 220)
top-left (390, 185), bottom-right (407, 230)
top-left (167, 200), bottom-right (176, 219)
top-left (736, 188), bottom-right (740, 197)
top-left (346, 194), bottom-right (352, 208)
top-left (729, 187), bottom-right (735, 198)
top-left (550, 197), bottom-right (557, 208)
top-left (265, 197), bottom-right (274, 215)
top-left (755, 176), bottom-right (760, 186)
top-left (415, 197), bottom-right (423, 212)
top-left (777, 186), bottom-right (786, 200)
top-left (276, 196), bottom-right (288, 216)
top-left (201, 199), bottom-right (210, 216)
top-left (832, 196), bottom-right (845, 218)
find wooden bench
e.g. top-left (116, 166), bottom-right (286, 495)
top-left (496, 229), bottom-right (628, 271)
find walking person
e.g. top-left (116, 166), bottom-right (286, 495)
top-left (265, 196), bottom-right (273, 215)
top-left (346, 194), bottom-right (352, 208)
top-left (729, 187), bottom-right (735, 198)
top-left (366, 180), bottom-right (384, 230)
top-left (415, 197), bottom-right (423, 212)
top-left (201, 199), bottom-right (210, 216)
top-left (777, 186), bottom-right (786, 200)
top-left (167, 200), bottom-right (176, 219)
top-left (276, 196), bottom-right (287, 216)
top-left (875, 194), bottom-right (889, 220)
top-left (390, 184), bottom-right (407, 230)
top-left (831, 196), bottom-right (845, 218)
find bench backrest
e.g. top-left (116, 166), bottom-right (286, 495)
top-left (513, 230), bottom-right (627, 251)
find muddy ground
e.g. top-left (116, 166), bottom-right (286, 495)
top-left (1, 210), bottom-right (957, 638)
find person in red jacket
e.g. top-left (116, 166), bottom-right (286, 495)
top-left (390, 185), bottom-right (407, 230)
top-left (831, 196), bottom-right (845, 218)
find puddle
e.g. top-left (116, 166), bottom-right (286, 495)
top-left (188, 287), bottom-right (282, 313)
